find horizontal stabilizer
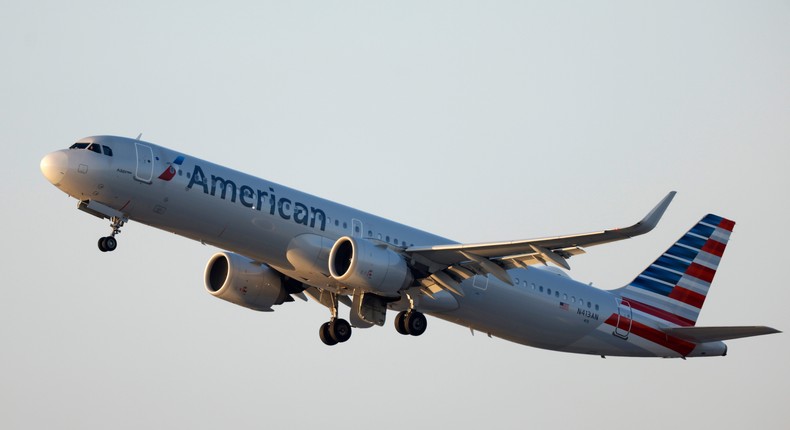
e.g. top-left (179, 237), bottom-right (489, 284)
top-left (662, 326), bottom-right (781, 343)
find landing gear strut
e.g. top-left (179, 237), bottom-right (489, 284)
top-left (318, 292), bottom-right (353, 346)
top-left (98, 216), bottom-right (124, 252)
top-left (394, 310), bottom-right (427, 336)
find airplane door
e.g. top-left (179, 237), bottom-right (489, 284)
top-left (134, 142), bottom-right (154, 183)
top-left (613, 298), bottom-right (632, 339)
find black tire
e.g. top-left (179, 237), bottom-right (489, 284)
top-left (104, 236), bottom-right (117, 252)
top-left (319, 322), bottom-right (338, 346)
top-left (405, 311), bottom-right (427, 337)
top-left (329, 318), bottom-right (352, 343)
top-left (98, 237), bottom-right (108, 252)
top-left (394, 311), bottom-right (409, 335)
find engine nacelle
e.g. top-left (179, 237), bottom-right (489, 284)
top-left (328, 236), bottom-right (413, 294)
top-left (204, 252), bottom-right (288, 311)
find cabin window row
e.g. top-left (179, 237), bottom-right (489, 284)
top-left (513, 277), bottom-right (600, 311)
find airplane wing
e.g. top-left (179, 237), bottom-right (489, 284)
top-left (405, 192), bottom-right (676, 289)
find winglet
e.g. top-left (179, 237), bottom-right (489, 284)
top-left (619, 191), bottom-right (676, 237)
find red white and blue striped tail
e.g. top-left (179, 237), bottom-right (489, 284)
top-left (616, 214), bottom-right (735, 327)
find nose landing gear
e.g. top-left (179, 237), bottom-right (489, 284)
top-left (98, 236), bottom-right (117, 252)
top-left (98, 216), bottom-right (125, 252)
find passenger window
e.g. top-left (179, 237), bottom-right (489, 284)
top-left (87, 143), bottom-right (101, 153)
top-left (595, 304), bottom-right (599, 311)
top-left (385, 235), bottom-right (390, 243)
top-left (355, 225), bottom-right (360, 234)
top-left (547, 288), bottom-right (552, 295)
top-left (563, 294), bottom-right (568, 300)
top-left (531, 283), bottom-right (536, 290)
top-left (367, 230), bottom-right (372, 237)
top-left (539, 286), bottom-right (544, 293)
top-left (102, 146), bottom-right (113, 156)
top-left (334, 219), bottom-right (339, 226)
top-left (343, 222), bottom-right (348, 229)
top-left (555, 291), bottom-right (560, 298)
top-left (394, 238), bottom-right (399, 245)
top-left (377, 233), bottom-right (382, 240)
top-left (587, 301), bottom-right (592, 308)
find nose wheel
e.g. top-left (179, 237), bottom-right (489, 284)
top-left (98, 216), bottom-right (125, 252)
top-left (98, 236), bottom-right (117, 252)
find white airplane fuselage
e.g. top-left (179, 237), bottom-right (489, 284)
top-left (41, 135), bottom-right (767, 358)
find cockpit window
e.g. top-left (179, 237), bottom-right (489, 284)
top-left (69, 142), bottom-right (113, 157)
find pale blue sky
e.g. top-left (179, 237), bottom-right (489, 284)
top-left (2, 1), bottom-right (788, 429)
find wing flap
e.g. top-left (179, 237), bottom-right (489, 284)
top-left (662, 326), bottom-right (781, 343)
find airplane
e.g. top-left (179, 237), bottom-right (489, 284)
top-left (40, 135), bottom-right (779, 357)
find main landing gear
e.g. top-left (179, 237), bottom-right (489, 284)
top-left (319, 318), bottom-right (352, 346)
top-left (394, 310), bottom-right (427, 336)
top-left (98, 216), bottom-right (125, 252)
top-left (319, 292), bottom-right (353, 346)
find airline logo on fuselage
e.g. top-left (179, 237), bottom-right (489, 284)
top-left (186, 164), bottom-right (327, 231)
top-left (158, 156), bottom-right (185, 181)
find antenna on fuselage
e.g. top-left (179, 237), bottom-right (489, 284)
top-left (136, 133), bottom-right (143, 141)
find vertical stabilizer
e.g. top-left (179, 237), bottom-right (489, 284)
top-left (616, 214), bottom-right (735, 327)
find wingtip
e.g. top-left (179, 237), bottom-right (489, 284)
top-left (631, 191), bottom-right (676, 235)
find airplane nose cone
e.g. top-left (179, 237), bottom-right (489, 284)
top-left (40, 151), bottom-right (68, 185)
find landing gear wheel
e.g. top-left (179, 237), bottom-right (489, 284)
top-left (97, 216), bottom-right (126, 253)
top-left (103, 236), bottom-right (117, 252)
top-left (394, 311), bottom-right (409, 335)
top-left (329, 318), bottom-right (352, 343)
top-left (319, 322), bottom-right (338, 346)
top-left (405, 311), bottom-right (427, 337)
top-left (98, 236), bottom-right (117, 252)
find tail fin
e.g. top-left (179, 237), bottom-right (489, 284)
top-left (616, 214), bottom-right (735, 327)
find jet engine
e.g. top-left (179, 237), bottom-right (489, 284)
top-left (204, 252), bottom-right (291, 311)
top-left (328, 236), bottom-right (413, 294)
